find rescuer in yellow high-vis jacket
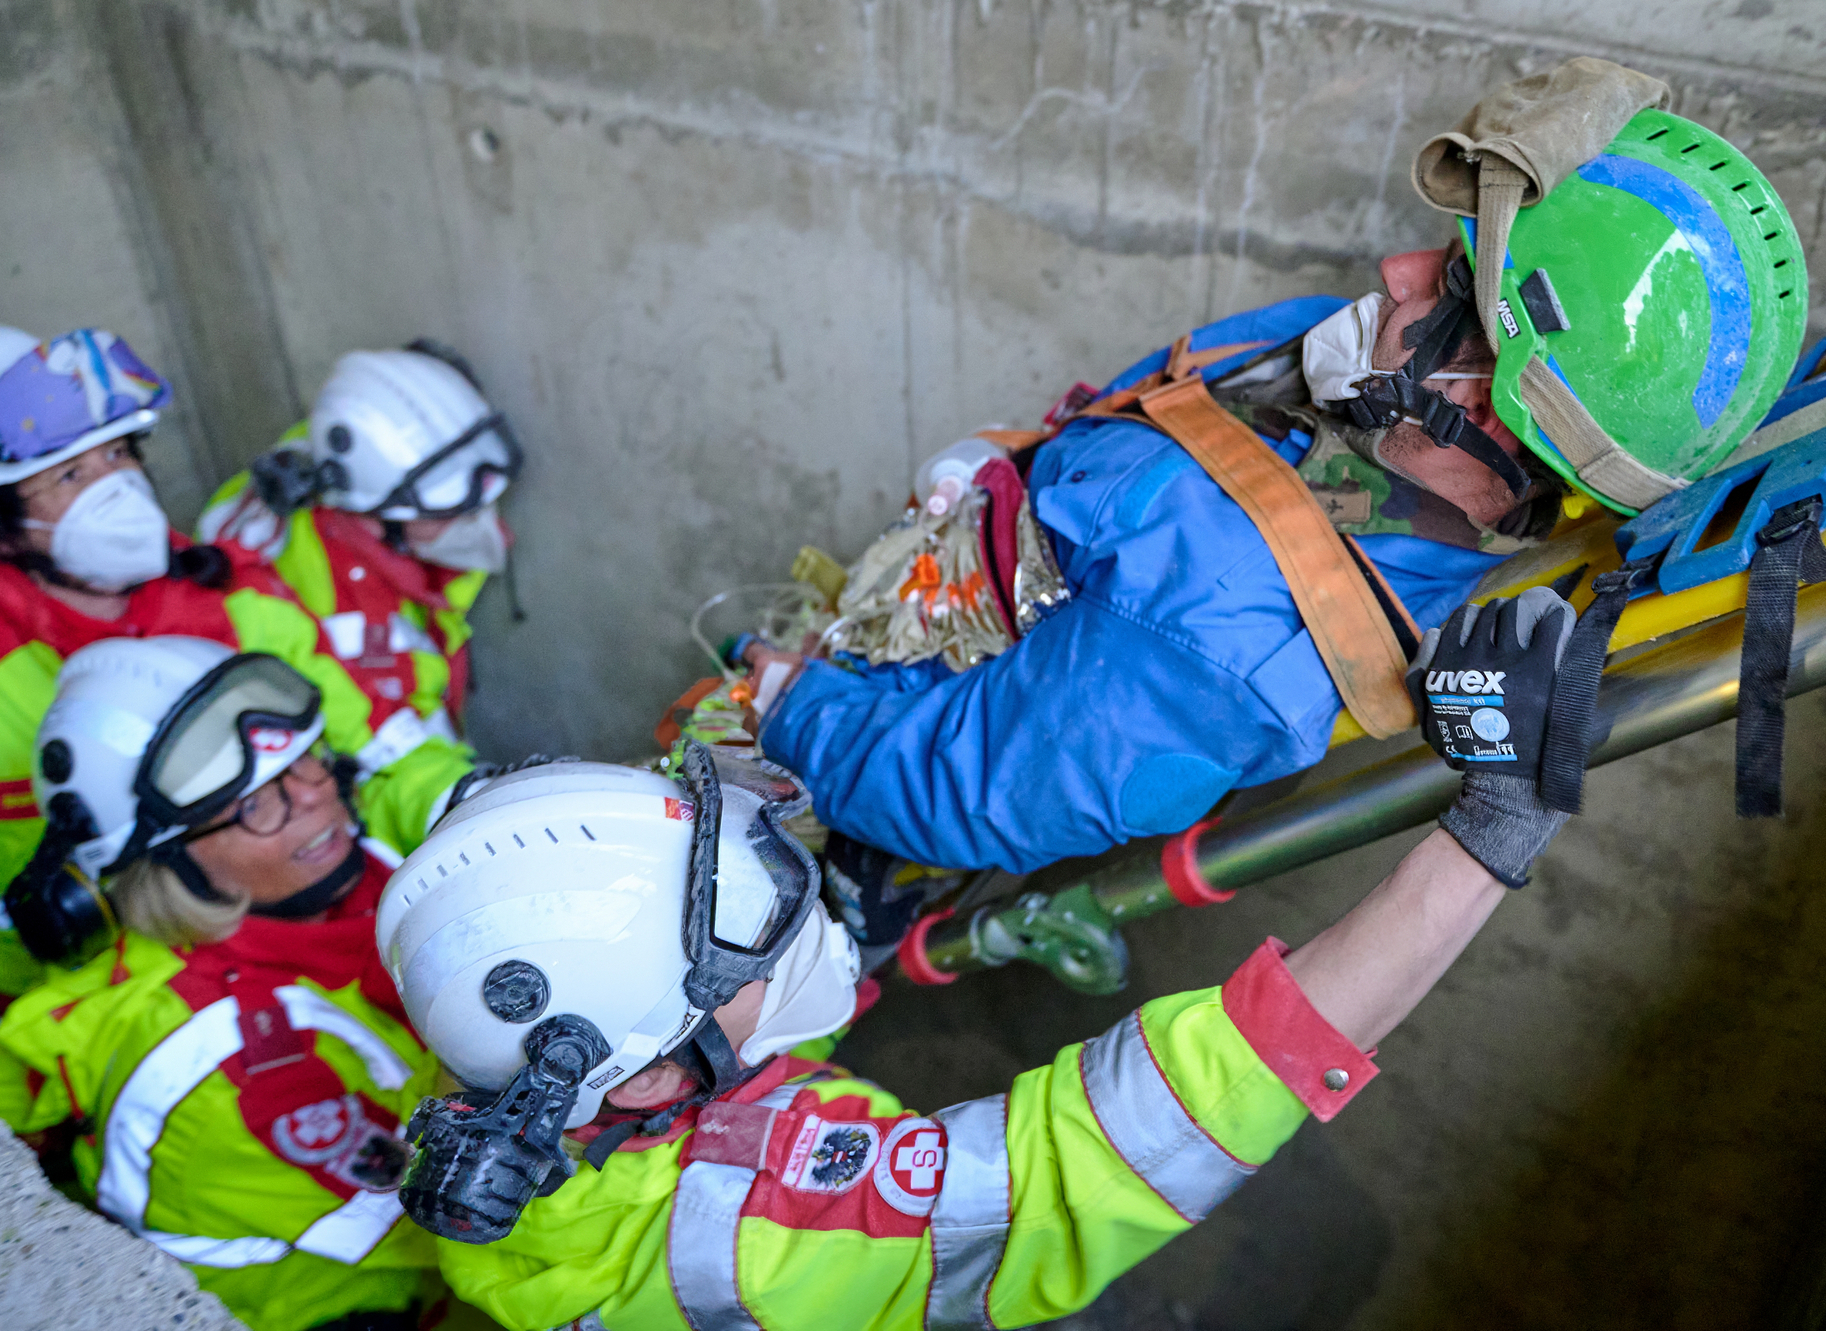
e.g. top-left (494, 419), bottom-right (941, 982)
top-left (0, 639), bottom-right (446, 1331)
top-left (199, 340), bottom-right (520, 759)
top-left (377, 583), bottom-right (1587, 1331)
top-left (0, 327), bottom-right (472, 998)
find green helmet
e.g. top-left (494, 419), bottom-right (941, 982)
top-left (1463, 108), bottom-right (1807, 515)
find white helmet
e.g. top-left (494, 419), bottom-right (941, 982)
top-left (304, 347), bottom-right (520, 519)
top-left (376, 749), bottom-right (821, 1129)
top-left (0, 327), bottom-right (171, 486)
top-left (34, 637), bottom-right (325, 880)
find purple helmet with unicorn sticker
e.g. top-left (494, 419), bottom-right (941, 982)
top-left (0, 328), bottom-right (172, 485)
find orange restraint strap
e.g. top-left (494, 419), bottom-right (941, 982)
top-left (1009, 334), bottom-right (1419, 738)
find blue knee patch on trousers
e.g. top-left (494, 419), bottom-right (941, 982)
top-left (1120, 754), bottom-right (1236, 835)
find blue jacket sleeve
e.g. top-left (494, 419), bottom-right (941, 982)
top-left (761, 595), bottom-right (1315, 873)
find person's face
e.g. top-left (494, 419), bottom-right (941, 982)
top-left (182, 751), bottom-right (355, 908)
top-left (9, 439), bottom-right (144, 555)
top-left (603, 980), bottom-right (768, 1111)
top-left (1368, 246), bottom-right (1536, 527)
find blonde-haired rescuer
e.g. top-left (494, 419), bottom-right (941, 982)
top-left (381, 586), bottom-right (1584, 1330)
top-left (0, 638), bottom-right (444, 1331)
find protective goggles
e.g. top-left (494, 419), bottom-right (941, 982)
top-left (121, 654), bottom-right (326, 866)
top-left (371, 412), bottom-right (523, 520)
top-left (676, 740), bottom-right (821, 1014)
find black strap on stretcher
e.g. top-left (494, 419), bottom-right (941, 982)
top-left (1735, 498), bottom-right (1826, 817)
top-left (1538, 499), bottom-right (1826, 819)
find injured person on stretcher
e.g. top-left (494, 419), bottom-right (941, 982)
top-left (707, 58), bottom-right (1806, 885)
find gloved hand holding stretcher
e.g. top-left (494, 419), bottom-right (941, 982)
top-left (1408, 586), bottom-right (1581, 888)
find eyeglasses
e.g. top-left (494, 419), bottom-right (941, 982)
top-left (182, 747), bottom-right (336, 843)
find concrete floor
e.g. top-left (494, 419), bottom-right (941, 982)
top-left (839, 694), bottom-right (1826, 1329)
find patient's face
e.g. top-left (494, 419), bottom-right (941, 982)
top-left (1368, 246), bottom-right (1538, 528)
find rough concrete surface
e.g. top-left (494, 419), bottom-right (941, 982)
top-left (0, 1), bottom-right (1824, 1328)
top-left (0, 1121), bottom-right (245, 1330)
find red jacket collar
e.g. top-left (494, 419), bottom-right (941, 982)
top-left (169, 852), bottom-right (409, 1029)
top-left (313, 508), bottom-right (459, 613)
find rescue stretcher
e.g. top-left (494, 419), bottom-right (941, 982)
top-left (685, 397), bottom-right (1826, 995)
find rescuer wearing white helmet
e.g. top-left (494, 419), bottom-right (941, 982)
top-left (198, 339), bottom-right (523, 776)
top-left (382, 578), bottom-right (1593, 1331)
top-left (0, 327), bottom-right (459, 999)
top-left (0, 636), bottom-right (443, 1331)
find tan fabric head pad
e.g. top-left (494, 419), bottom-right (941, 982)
top-left (1411, 58), bottom-right (1670, 217)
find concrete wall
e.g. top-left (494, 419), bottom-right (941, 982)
top-left (3, 0), bottom-right (1822, 760)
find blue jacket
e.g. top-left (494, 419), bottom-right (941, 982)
top-left (762, 297), bottom-right (1506, 872)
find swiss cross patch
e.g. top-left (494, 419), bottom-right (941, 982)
top-left (874, 1117), bottom-right (947, 1216)
top-left (273, 1095), bottom-right (354, 1162)
top-left (780, 1116), bottom-right (879, 1195)
top-left (271, 1094), bottom-right (408, 1192)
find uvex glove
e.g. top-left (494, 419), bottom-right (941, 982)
top-left (1407, 586), bottom-right (1579, 887)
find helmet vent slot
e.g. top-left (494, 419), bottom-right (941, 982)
top-left (1708, 161), bottom-right (1727, 171)
top-left (1646, 127), bottom-right (1670, 141)
top-left (544, 827), bottom-right (559, 843)
top-left (1751, 205), bottom-right (1767, 216)
top-left (1732, 183), bottom-right (1750, 193)
top-left (512, 833), bottom-right (525, 848)
top-left (484, 842), bottom-right (496, 856)
top-left (436, 864), bottom-right (447, 877)
top-left (580, 824), bottom-right (596, 841)
top-left (458, 852), bottom-right (470, 866)
top-left (1680, 142), bottom-right (1700, 154)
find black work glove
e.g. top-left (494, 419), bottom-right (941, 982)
top-left (1407, 587), bottom-right (1579, 888)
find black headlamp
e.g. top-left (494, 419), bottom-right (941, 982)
top-left (399, 1013), bottom-right (611, 1244)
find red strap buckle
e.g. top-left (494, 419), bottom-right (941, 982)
top-left (897, 909), bottom-right (958, 986)
top-left (1159, 817), bottom-right (1233, 906)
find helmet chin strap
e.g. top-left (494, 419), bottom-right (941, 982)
top-left (581, 1015), bottom-right (766, 1170)
top-left (1326, 254), bottom-right (1532, 502)
top-left (156, 833), bottom-right (366, 919)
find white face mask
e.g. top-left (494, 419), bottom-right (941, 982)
top-left (23, 468), bottom-right (171, 593)
top-left (1304, 290), bottom-right (1496, 412)
top-left (408, 503), bottom-right (508, 574)
top-left (738, 900), bottom-right (861, 1066)
top-left (1302, 291), bottom-right (1387, 405)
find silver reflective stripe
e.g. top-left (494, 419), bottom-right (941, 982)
top-left (926, 1095), bottom-right (1011, 1331)
top-left (142, 1228), bottom-right (290, 1267)
top-left (294, 1188), bottom-right (407, 1262)
top-left (276, 982), bottom-right (414, 1091)
top-left (96, 997), bottom-right (242, 1227)
top-left (1079, 1010), bottom-right (1254, 1224)
top-left (356, 706), bottom-right (431, 775)
top-left (667, 1085), bottom-right (801, 1331)
top-left (94, 990), bottom-right (412, 1270)
top-left (669, 1163), bottom-right (763, 1331)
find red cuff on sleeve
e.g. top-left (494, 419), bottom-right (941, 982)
top-left (1222, 938), bottom-right (1378, 1122)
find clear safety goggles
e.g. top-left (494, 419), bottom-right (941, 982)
top-left (372, 412), bottom-right (523, 520)
top-left (676, 741), bottom-right (820, 1014)
top-left (133, 653), bottom-right (326, 840)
